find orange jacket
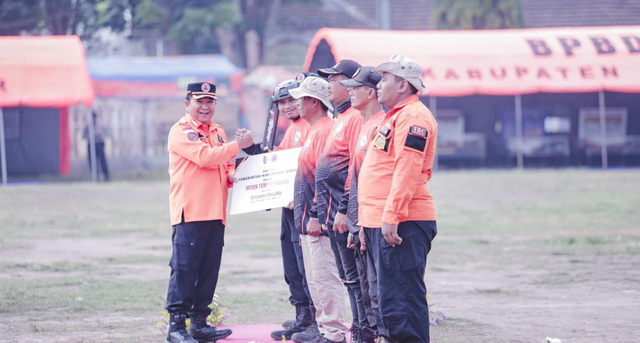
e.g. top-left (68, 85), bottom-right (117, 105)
top-left (358, 95), bottom-right (438, 227)
top-left (168, 114), bottom-right (239, 226)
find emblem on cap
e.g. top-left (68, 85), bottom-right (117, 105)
top-left (201, 83), bottom-right (211, 92)
top-left (296, 73), bottom-right (306, 82)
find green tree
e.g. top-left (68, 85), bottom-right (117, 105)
top-left (432, 0), bottom-right (524, 30)
top-left (0, 0), bottom-right (132, 37)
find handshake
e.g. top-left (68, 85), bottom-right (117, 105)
top-left (233, 128), bottom-right (254, 149)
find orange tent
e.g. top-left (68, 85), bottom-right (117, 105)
top-left (303, 26), bottom-right (640, 96)
top-left (0, 36), bottom-right (94, 184)
top-left (304, 27), bottom-right (640, 169)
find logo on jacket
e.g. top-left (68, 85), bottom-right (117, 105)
top-left (295, 131), bottom-right (302, 142)
top-left (334, 122), bottom-right (344, 139)
top-left (359, 135), bottom-right (368, 147)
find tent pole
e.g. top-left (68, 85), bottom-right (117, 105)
top-left (429, 96), bottom-right (438, 171)
top-left (0, 108), bottom-right (7, 185)
top-left (88, 111), bottom-right (98, 182)
top-left (515, 95), bottom-right (524, 170)
top-left (598, 90), bottom-right (608, 169)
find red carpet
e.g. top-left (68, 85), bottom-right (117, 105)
top-left (215, 324), bottom-right (352, 342)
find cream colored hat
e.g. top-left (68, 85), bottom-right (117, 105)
top-left (374, 54), bottom-right (428, 94)
top-left (288, 76), bottom-right (333, 109)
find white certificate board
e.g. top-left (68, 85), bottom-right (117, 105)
top-left (230, 147), bottom-right (302, 215)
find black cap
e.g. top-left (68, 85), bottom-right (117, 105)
top-left (339, 66), bottom-right (381, 89)
top-left (187, 82), bottom-right (217, 99)
top-left (317, 59), bottom-right (362, 78)
top-left (296, 71), bottom-right (322, 83)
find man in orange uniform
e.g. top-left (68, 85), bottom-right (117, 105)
top-left (165, 82), bottom-right (254, 343)
top-left (315, 59), bottom-right (367, 342)
top-left (236, 78), bottom-right (316, 340)
top-left (336, 66), bottom-right (385, 343)
top-left (289, 76), bottom-right (347, 343)
top-left (359, 55), bottom-right (438, 343)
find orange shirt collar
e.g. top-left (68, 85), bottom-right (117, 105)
top-left (387, 94), bottom-right (420, 117)
top-left (183, 113), bottom-right (216, 131)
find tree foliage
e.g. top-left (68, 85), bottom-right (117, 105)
top-left (0, 0), bottom-right (317, 67)
top-left (0, 0), bottom-right (132, 36)
top-left (432, 0), bottom-right (524, 30)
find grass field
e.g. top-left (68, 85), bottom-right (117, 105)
top-left (1, 169), bottom-right (639, 343)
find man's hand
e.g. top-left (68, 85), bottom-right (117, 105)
top-left (358, 228), bottom-right (366, 252)
top-left (235, 129), bottom-right (254, 149)
top-left (347, 233), bottom-right (355, 250)
top-left (285, 201), bottom-right (294, 210)
top-left (234, 128), bottom-right (248, 140)
top-left (307, 218), bottom-right (321, 237)
top-left (381, 221), bottom-right (402, 247)
top-left (333, 212), bottom-right (348, 234)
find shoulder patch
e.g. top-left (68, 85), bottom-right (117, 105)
top-left (188, 132), bottom-right (199, 141)
top-left (409, 125), bottom-right (428, 138)
top-left (404, 133), bottom-right (427, 152)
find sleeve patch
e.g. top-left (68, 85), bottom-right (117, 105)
top-left (409, 125), bottom-right (428, 138)
top-left (188, 132), bottom-right (199, 141)
top-left (404, 133), bottom-right (426, 152)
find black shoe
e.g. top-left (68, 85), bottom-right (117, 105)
top-left (348, 325), bottom-right (359, 343)
top-left (358, 327), bottom-right (376, 343)
top-left (291, 328), bottom-right (321, 343)
top-left (282, 319), bottom-right (297, 329)
top-left (166, 313), bottom-right (198, 343)
top-left (189, 316), bottom-right (232, 343)
top-left (275, 305), bottom-right (317, 340)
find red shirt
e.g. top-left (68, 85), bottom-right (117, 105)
top-left (315, 106), bottom-right (364, 226)
top-left (293, 115), bottom-right (334, 235)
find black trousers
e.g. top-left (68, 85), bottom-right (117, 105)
top-left (166, 219), bottom-right (225, 317)
top-left (281, 208), bottom-right (312, 306)
top-left (364, 221), bottom-right (437, 343)
top-left (352, 232), bottom-right (377, 330)
top-left (328, 228), bottom-right (368, 330)
top-left (87, 142), bottom-right (110, 181)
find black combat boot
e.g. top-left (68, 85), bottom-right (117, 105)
top-left (283, 305), bottom-right (315, 329)
top-left (291, 323), bottom-right (321, 343)
top-left (189, 315), bottom-right (232, 343)
top-left (271, 305), bottom-right (317, 340)
top-left (282, 319), bottom-right (297, 330)
top-left (358, 327), bottom-right (376, 343)
top-left (166, 313), bottom-right (198, 343)
top-left (348, 325), bottom-right (359, 343)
